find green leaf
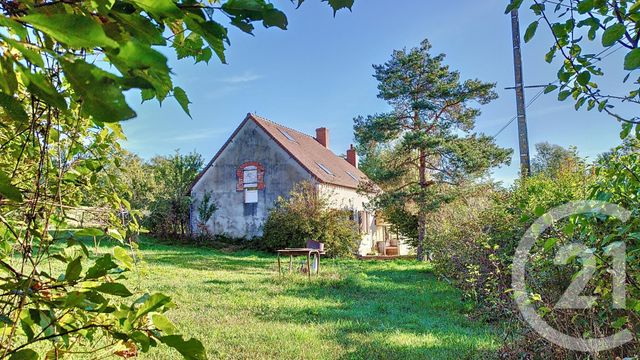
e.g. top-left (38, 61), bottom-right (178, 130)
top-left (63, 291), bottom-right (86, 308)
top-left (74, 228), bottom-right (104, 237)
top-left (152, 313), bottom-right (178, 335)
top-left (0, 17), bottom-right (28, 39)
top-left (524, 21), bottom-right (538, 43)
top-left (621, 122), bottom-right (633, 139)
top-left (263, 9), bottom-right (288, 29)
top-left (326, 0), bottom-right (355, 15)
top-left (85, 254), bottom-right (118, 279)
top-left (543, 84), bottom-right (558, 94)
top-left (543, 237), bottom-right (559, 252)
top-left (0, 92), bottom-right (28, 124)
top-left (61, 59), bottom-right (136, 122)
top-left (185, 17), bottom-right (228, 64)
top-left (20, 70), bottom-right (67, 110)
top-left (173, 87), bottom-right (191, 117)
top-left (131, 331), bottom-right (151, 352)
top-left (530, 3), bottom-right (545, 15)
top-left (0, 36), bottom-right (44, 68)
top-left (21, 14), bottom-right (117, 49)
top-left (601, 23), bottom-right (626, 47)
top-left (114, 247), bottom-right (134, 270)
top-left (576, 71), bottom-right (591, 86)
top-left (576, 0), bottom-right (594, 13)
top-left (135, 293), bottom-right (172, 320)
top-left (9, 349), bottom-right (38, 360)
top-left (93, 282), bottom-right (133, 297)
top-left (160, 335), bottom-right (207, 360)
top-left (110, 12), bottom-right (166, 46)
top-left (558, 90), bottom-right (571, 100)
top-left (0, 58), bottom-right (17, 94)
top-left (0, 171), bottom-right (22, 202)
top-left (131, 0), bottom-right (182, 19)
top-left (545, 48), bottom-right (556, 63)
top-left (65, 257), bottom-right (82, 282)
top-left (112, 40), bottom-right (168, 71)
top-left (611, 316), bottom-right (628, 329)
top-left (624, 48), bottom-right (640, 70)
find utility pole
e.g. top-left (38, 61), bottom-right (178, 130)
top-left (510, 8), bottom-right (531, 177)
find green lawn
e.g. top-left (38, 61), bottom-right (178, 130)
top-left (117, 237), bottom-right (500, 359)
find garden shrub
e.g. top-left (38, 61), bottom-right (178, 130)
top-left (261, 182), bottom-right (360, 257)
top-left (427, 141), bottom-right (640, 357)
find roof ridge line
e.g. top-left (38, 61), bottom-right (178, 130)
top-left (249, 113), bottom-right (317, 140)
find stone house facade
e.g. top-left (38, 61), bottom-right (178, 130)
top-left (189, 113), bottom-right (411, 256)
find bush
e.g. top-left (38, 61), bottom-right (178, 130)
top-left (427, 141), bottom-right (640, 357)
top-left (120, 150), bottom-right (203, 239)
top-left (261, 182), bottom-right (360, 257)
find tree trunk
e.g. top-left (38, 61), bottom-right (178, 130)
top-left (417, 211), bottom-right (426, 262)
top-left (417, 149), bottom-right (427, 262)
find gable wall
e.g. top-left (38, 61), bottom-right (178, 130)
top-left (191, 120), bottom-right (313, 238)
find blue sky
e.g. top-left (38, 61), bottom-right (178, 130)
top-left (121, 0), bottom-right (625, 184)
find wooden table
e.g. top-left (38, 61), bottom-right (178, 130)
top-left (277, 248), bottom-right (322, 279)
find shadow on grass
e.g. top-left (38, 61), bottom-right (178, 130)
top-left (138, 239), bottom-right (499, 359)
top-left (260, 271), bottom-right (497, 359)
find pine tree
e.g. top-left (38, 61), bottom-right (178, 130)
top-left (355, 39), bottom-right (512, 261)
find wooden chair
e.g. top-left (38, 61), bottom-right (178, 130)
top-left (377, 238), bottom-right (399, 256)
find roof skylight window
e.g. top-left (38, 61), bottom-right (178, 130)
top-left (346, 171), bottom-right (359, 181)
top-left (316, 162), bottom-right (334, 176)
top-left (278, 128), bottom-right (296, 142)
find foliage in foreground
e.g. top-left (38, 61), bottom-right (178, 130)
top-left (511, 0), bottom-right (640, 135)
top-left (262, 182), bottom-right (361, 257)
top-left (428, 141), bottom-right (640, 358)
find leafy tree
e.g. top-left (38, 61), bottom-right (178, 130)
top-left (0, 0), bottom-right (354, 357)
top-left (116, 152), bottom-right (158, 212)
top-left (354, 39), bottom-right (512, 261)
top-left (262, 182), bottom-right (360, 258)
top-left (145, 151), bottom-right (204, 239)
top-left (196, 191), bottom-right (218, 235)
top-left (510, 0), bottom-right (640, 138)
top-left (531, 142), bottom-right (579, 175)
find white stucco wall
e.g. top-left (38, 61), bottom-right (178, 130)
top-left (317, 184), bottom-right (412, 256)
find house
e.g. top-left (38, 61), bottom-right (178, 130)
top-left (189, 113), bottom-right (411, 256)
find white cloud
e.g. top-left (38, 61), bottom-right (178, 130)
top-left (221, 71), bottom-right (263, 84)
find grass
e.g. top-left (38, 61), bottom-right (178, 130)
top-left (114, 237), bottom-right (501, 359)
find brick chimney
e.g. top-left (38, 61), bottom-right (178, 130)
top-left (346, 144), bottom-right (358, 168)
top-left (315, 127), bottom-right (329, 148)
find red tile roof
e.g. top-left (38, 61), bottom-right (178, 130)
top-left (191, 113), bottom-right (370, 192)
top-left (250, 114), bottom-right (369, 189)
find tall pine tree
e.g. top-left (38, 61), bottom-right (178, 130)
top-left (355, 40), bottom-right (512, 261)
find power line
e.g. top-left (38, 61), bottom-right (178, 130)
top-left (493, 84), bottom-right (549, 138)
top-left (493, 45), bottom-right (624, 139)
